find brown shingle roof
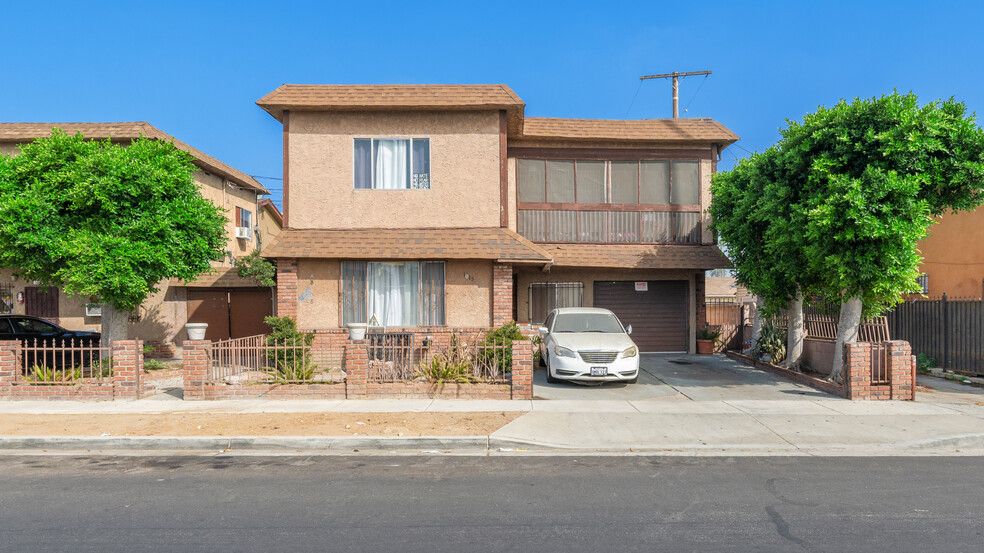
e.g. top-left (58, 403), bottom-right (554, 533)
top-left (257, 84), bottom-right (526, 131)
top-left (262, 228), bottom-right (552, 264)
top-left (519, 117), bottom-right (739, 144)
top-left (541, 244), bottom-right (732, 270)
top-left (0, 122), bottom-right (268, 194)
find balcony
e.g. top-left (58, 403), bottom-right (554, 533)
top-left (517, 204), bottom-right (701, 244)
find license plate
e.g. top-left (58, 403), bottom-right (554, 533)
top-left (590, 367), bottom-right (608, 376)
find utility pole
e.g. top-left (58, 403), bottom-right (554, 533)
top-left (639, 70), bottom-right (712, 118)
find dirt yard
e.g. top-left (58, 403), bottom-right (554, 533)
top-left (0, 412), bottom-right (523, 437)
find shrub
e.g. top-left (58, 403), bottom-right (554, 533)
top-left (478, 321), bottom-right (528, 375)
top-left (417, 334), bottom-right (474, 385)
top-left (916, 353), bottom-right (937, 374)
top-left (263, 316), bottom-right (317, 382)
top-left (697, 328), bottom-right (722, 341)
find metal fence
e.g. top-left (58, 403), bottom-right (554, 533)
top-left (705, 298), bottom-right (744, 349)
top-left (886, 295), bottom-right (984, 375)
top-left (869, 342), bottom-right (889, 384)
top-left (367, 332), bottom-right (513, 383)
top-left (209, 334), bottom-right (326, 384)
top-left (17, 338), bottom-right (112, 384)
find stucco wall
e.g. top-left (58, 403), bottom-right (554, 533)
top-left (294, 259), bottom-right (494, 330)
top-left (257, 206), bottom-right (282, 253)
top-left (918, 210), bottom-right (984, 297)
top-left (195, 171), bottom-right (260, 265)
top-left (287, 111), bottom-right (502, 229)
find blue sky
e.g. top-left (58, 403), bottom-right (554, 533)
top-left (2, 1), bottom-right (982, 208)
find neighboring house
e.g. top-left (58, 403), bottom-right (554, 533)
top-left (258, 85), bottom-right (735, 353)
top-left (916, 210), bottom-right (984, 298)
top-left (0, 122), bottom-right (277, 354)
top-left (705, 270), bottom-right (751, 303)
top-left (257, 198), bottom-right (284, 252)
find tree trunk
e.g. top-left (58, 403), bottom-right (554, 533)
top-left (745, 297), bottom-right (765, 355)
top-left (783, 289), bottom-right (804, 370)
top-left (829, 296), bottom-right (863, 382)
top-left (100, 304), bottom-right (129, 356)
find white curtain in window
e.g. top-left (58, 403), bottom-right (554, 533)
top-left (368, 262), bottom-right (419, 326)
top-left (373, 139), bottom-right (409, 189)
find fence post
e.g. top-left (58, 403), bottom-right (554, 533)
top-left (182, 340), bottom-right (211, 400)
top-left (942, 293), bottom-right (949, 370)
top-left (344, 340), bottom-right (368, 398)
top-left (0, 340), bottom-right (19, 398)
top-left (843, 342), bottom-right (872, 400)
top-left (884, 340), bottom-right (914, 400)
top-left (510, 340), bottom-right (533, 400)
top-left (111, 340), bottom-right (143, 399)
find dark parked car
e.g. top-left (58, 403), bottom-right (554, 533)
top-left (0, 316), bottom-right (102, 373)
top-left (0, 315), bottom-right (101, 346)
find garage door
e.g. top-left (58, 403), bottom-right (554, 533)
top-left (593, 281), bottom-right (689, 352)
top-left (187, 288), bottom-right (273, 341)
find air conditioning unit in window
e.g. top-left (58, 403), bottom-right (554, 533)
top-left (85, 304), bottom-right (102, 317)
top-left (235, 227), bottom-right (251, 240)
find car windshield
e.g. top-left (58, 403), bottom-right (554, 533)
top-left (552, 313), bottom-right (624, 333)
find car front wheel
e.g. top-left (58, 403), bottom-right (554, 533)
top-left (545, 355), bottom-right (561, 384)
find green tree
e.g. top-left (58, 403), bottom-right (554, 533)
top-left (714, 92), bottom-right (984, 380)
top-left (0, 130), bottom-right (228, 346)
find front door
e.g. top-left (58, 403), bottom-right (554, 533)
top-left (24, 287), bottom-right (59, 322)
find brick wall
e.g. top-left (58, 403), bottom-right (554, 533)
top-left (276, 258), bottom-right (298, 318)
top-left (844, 341), bottom-right (914, 401)
top-left (492, 263), bottom-right (513, 326)
top-left (695, 272), bottom-right (707, 331)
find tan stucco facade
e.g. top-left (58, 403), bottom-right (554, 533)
top-left (288, 111), bottom-right (502, 229)
top-left (918, 210), bottom-right (984, 297)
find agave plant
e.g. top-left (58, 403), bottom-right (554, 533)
top-left (755, 320), bottom-right (786, 364)
top-left (25, 365), bottom-right (82, 383)
top-left (417, 334), bottom-right (474, 385)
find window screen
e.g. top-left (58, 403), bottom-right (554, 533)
top-left (576, 161), bottom-right (606, 203)
top-left (341, 262), bottom-right (367, 324)
top-left (640, 161), bottom-right (670, 204)
top-left (518, 159), bottom-right (546, 203)
top-left (420, 262), bottom-right (445, 326)
top-left (546, 161), bottom-right (575, 203)
top-left (671, 161), bottom-right (700, 205)
top-left (610, 162), bottom-right (639, 204)
top-left (529, 282), bottom-right (583, 324)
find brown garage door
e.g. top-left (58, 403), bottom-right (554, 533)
top-left (187, 288), bottom-right (273, 341)
top-left (593, 281), bottom-right (688, 352)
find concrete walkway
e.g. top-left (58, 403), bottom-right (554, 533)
top-left (1, 357), bottom-right (983, 455)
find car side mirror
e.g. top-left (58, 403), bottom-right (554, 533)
top-left (537, 326), bottom-right (548, 336)
top-left (626, 324), bottom-right (633, 335)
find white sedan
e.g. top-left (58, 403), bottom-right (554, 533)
top-left (538, 307), bottom-right (640, 384)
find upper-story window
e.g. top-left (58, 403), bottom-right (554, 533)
top-left (354, 138), bottom-right (430, 190)
top-left (517, 159), bottom-right (699, 205)
top-left (235, 207), bottom-right (253, 240)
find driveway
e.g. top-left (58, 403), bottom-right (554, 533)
top-left (534, 353), bottom-right (836, 401)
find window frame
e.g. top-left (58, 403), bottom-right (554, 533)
top-left (353, 138), bottom-right (431, 190)
top-left (529, 282), bottom-right (584, 324)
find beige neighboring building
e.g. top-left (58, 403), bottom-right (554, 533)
top-left (0, 122), bottom-right (279, 355)
top-left (260, 84), bottom-right (737, 353)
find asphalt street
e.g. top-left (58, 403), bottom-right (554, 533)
top-left (1, 456), bottom-right (982, 553)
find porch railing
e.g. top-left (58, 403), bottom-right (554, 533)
top-left (517, 209), bottom-right (700, 244)
top-left (367, 333), bottom-right (512, 384)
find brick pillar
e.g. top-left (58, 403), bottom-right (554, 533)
top-left (510, 340), bottom-right (533, 400)
top-left (182, 340), bottom-right (211, 400)
top-left (0, 340), bottom-right (19, 398)
top-left (276, 258), bottom-right (298, 319)
top-left (843, 341), bottom-right (872, 400)
top-left (112, 340), bottom-right (143, 399)
top-left (695, 272), bottom-right (707, 331)
top-left (885, 340), bottom-right (914, 400)
top-left (344, 340), bottom-right (368, 398)
top-left (492, 263), bottom-right (513, 327)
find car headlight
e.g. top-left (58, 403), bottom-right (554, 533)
top-left (621, 346), bottom-right (638, 358)
top-left (554, 345), bottom-right (576, 358)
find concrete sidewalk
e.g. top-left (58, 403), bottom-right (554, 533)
top-left (1, 375), bottom-right (982, 455)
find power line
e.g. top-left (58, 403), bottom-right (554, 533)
top-left (250, 175), bottom-right (284, 181)
top-left (682, 74), bottom-right (710, 113)
top-left (639, 70), bottom-right (712, 118)
top-left (624, 80), bottom-right (644, 118)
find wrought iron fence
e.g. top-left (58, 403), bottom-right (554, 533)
top-left (886, 295), bottom-right (984, 376)
top-left (209, 334), bottom-right (327, 384)
top-left (17, 338), bottom-right (112, 384)
top-left (367, 332), bottom-right (513, 383)
top-left (869, 342), bottom-right (889, 384)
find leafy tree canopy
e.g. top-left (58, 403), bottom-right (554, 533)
top-left (0, 130), bottom-right (228, 312)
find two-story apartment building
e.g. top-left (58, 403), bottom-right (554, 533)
top-left (258, 85), bottom-right (735, 353)
top-left (0, 122), bottom-right (280, 354)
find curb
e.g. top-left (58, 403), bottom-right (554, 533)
top-left (0, 435), bottom-right (493, 452)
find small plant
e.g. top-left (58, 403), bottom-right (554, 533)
top-left (531, 334), bottom-right (543, 366)
top-left (417, 334), bottom-right (474, 385)
top-left (143, 359), bottom-right (172, 371)
top-left (755, 320), bottom-right (786, 364)
top-left (25, 365), bottom-right (82, 383)
top-left (915, 353), bottom-right (937, 374)
top-left (263, 316), bottom-right (317, 382)
top-left (142, 345), bottom-right (154, 355)
top-left (697, 328), bottom-right (722, 341)
top-left (477, 321), bottom-right (527, 375)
